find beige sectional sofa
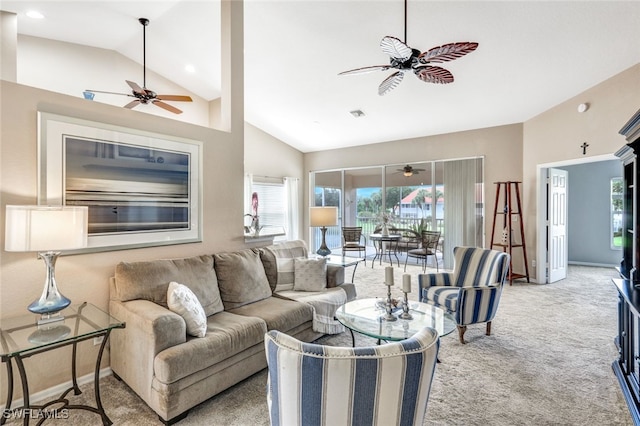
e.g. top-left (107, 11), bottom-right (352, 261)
top-left (109, 240), bottom-right (355, 425)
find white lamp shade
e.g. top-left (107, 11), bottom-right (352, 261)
top-left (310, 206), bottom-right (338, 227)
top-left (5, 205), bottom-right (88, 252)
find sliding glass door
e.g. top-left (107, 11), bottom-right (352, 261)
top-left (345, 167), bottom-right (382, 238)
top-left (311, 171), bottom-right (342, 253)
top-left (310, 157), bottom-right (484, 267)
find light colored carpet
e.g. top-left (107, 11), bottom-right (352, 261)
top-left (11, 262), bottom-right (632, 425)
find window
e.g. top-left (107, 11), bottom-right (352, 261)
top-left (612, 177), bottom-right (623, 249)
top-left (245, 175), bottom-right (299, 241)
top-left (251, 180), bottom-right (285, 230)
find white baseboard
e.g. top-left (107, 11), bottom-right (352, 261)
top-left (568, 261), bottom-right (618, 268)
top-left (0, 367), bottom-right (112, 411)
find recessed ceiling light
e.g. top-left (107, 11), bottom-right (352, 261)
top-left (184, 64), bottom-right (195, 73)
top-left (26, 10), bottom-right (45, 19)
top-left (350, 109), bottom-right (365, 118)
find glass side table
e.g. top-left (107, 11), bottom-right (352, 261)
top-left (319, 255), bottom-right (366, 282)
top-left (0, 302), bottom-right (125, 425)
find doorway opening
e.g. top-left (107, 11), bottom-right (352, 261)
top-left (536, 153), bottom-right (619, 283)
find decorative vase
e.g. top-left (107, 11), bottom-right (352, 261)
top-left (381, 223), bottom-right (389, 236)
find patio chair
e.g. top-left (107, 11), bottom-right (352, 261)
top-left (405, 230), bottom-right (441, 272)
top-left (341, 226), bottom-right (367, 265)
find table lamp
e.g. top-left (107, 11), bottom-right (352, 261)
top-left (5, 205), bottom-right (88, 324)
top-left (310, 206), bottom-right (338, 257)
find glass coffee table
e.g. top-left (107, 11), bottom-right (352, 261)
top-left (335, 297), bottom-right (456, 346)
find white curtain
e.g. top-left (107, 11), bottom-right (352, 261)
top-left (284, 177), bottom-right (299, 240)
top-left (244, 173), bottom-right (253, 224)
top-left (443, 158), bottom-right (483, 268)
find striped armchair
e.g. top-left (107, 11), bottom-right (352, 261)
top-left (418, 246), bottom-right (510, 344)
top-left (264, 327), bottom-right (440, 426)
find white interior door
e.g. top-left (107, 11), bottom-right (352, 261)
top-left (548, 168), bottom-right (568, 282)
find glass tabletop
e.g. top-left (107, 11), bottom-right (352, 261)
top-left (335, 298), bottom-right (456, 341)
top-left (0, 302), bottom-right (124, 358)
top-left (369, 233), bottom-right (402, 241)
top-left (319, 255), bottom-right (365, 267)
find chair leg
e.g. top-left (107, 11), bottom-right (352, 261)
top-left (404, 256), bottom-right (408, 272)
top-left (457, 325), bottom-right (467, 344)
top-left (486, 321), bottom-right (492, 336)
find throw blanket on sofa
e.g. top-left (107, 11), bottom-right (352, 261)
top-left (276, 288), bottom-right (347, 334)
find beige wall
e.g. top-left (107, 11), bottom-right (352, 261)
top-left (304, 123), bottom-right (524, 249)
top-left (0, 81), bottom-right (245, 398)
top-left (523, 63), bottom-right (640, 281)
top-left (244, 123), bottom-right (305, 237)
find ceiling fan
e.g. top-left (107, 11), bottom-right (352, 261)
top-left (85, 18), bottom-right (193, 114)
top-left (338, 0), bottom-right (478, 95)
top-left (398, 165), bottom-right (425, 177)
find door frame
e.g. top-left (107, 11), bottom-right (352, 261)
top-left (536, 154), bottom-right (616, 283)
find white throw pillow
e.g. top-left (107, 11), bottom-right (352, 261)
top-left (167, 281), bottom-right (207, 338)
top-left (293, 258), bottom-right (327, 292)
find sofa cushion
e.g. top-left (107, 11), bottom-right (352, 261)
top-left (167, 282), bottom-right (207, 338)
top-left (154, 311), bottom-right (267, 384)
top-left (227, 296), bottom-right (313, 333)
top-left (260, 240), bottom-right (308, 291)
top-left (113, 255), bottom-right (224, 316)
top-left (293, 257), bottom-right (327, 292)
top-left (214, 248), bottom-right (272, 309)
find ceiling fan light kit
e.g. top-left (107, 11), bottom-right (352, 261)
top-left (84, 17), bottom-right (193, 114)
top-left (398, 164), bottom-right (425, 177)
top-left (339, 0), bottom-right (478, 95)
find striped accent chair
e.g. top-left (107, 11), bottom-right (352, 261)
top-left (265, 327), bottom-right (440, 426)
top-left (418, 246), bottom-right (510, 344)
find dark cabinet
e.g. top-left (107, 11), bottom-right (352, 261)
top-left (614, 108), bottom-right (640, 425)
top-left (613, 279), bottom-right (640, 425)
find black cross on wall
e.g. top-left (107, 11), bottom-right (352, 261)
top-left (581, 142), bottom-right (589, 155)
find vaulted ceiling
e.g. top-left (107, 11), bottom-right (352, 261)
top-left (3, 1), bottom-right (640, 152)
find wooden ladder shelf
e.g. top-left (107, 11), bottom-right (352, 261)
top-left (490, 181), bottom-right (530, 285)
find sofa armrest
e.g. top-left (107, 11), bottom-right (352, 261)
top-left (109, 299), bottom-right (186, 403)
top-left (326, 265), bottom-right (345, 288)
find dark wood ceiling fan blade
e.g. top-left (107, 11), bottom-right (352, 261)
top-left (156, 95), bottom-right (193, 102)
top-left (414, 66), bottom-right (454, 84)
top-left (419, 42), bottom-right (478, 64)
top-left (124, 100), bottom-right (141, 109)
top-left (378, 71), bottom-right (404, 96)
top-left (154, 100), bottom-right (183, 114)
top-left (85, 89), bottom-right (134, 97)
top-left (338, 65), bottom-right (390, 76)
top-left (126, 80), bottom-right (145, 94)
top-left (380, 36), bottom-right (413, 61)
